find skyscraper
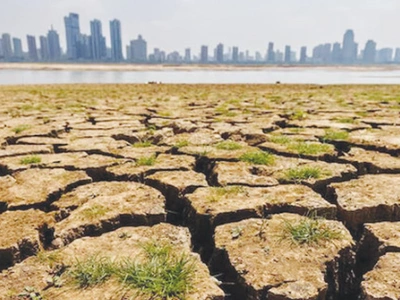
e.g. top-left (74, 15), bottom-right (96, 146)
top-left (332, 42), bottom-right (341, 63)
top-left (130, 35), bottom-right (147, 62)
top-left (110, 19), bottom-right (123, 62)
top-left (40, 36), bottom-right (49, 61)
top-left (12, 38), bottom-right (23, 59)
top-left (216, 43), bottom-right (224, 63)
top-left (232, 47), bottom-right (239, 63)
top-left (284, 45), bottom-right (291, 64)
top-left (376, 48), bottom-right (393, 63)
top-left (1, 33), bottom-right (13, 60)
top-left (90, 19), bottom-right (106, 61)
top-left (27, 35), bottom-right (38, 61)
top-left (342, 30), bottom-right (357, 64)
top-left (300, 46), bottom-right (307, 64)
top-left (363, 40), bottom-right (376, 64)
top-left (47, 28), bottom-right (61, 61)
top-left (394, 48), bottom-right (400, 63)
top-left (200, 46), bottom-right (208, 63)
top-left (64, 13), bottom-right (81, 60)
top-left (184, 48), bottom-right (191, 63)
top-left (267, 42), bottom-right (275, 63)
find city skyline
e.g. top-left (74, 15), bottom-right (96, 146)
top-left (1, 0), bottom-right (400, 53)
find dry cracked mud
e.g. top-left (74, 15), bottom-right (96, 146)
top-left (0, 84), bottom-right (399, 299)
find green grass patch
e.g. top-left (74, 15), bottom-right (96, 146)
top-left (287, 141), bottom-right (332, 155)
top-left (12, 124), bottom-right (30, 134)
top-left (20, 155), bottom-right (41, 165)
top-left (207, 186), bottom-right (245, 202)
top-left (269, 135), bottom-right (292, 145)
top-left (289, 109), bottom-right (306, 120)
top-left (215, 140), bottom-right (243, 151)
top-left (118, 242), bottom-right (196, 299)
top-left (334, 117), bottom-right (356, 124)
top-left (283, 167), bottom-right (323, 181)
top-left (132, 141), bottom-right (153, 148)
top-left (239, 151), bottom-right (275, 165)
top-left (281, 215), bottom-right (342, 245)
top-left (69, 256), bottom-right (114, 288)
top-left (136, 155), bottom-right (157, 166)
top-left (323, 130), bottom-right (349, 141)
top-left (174, 139), bottom-right (189, 148)
top-left (81, 205), bottom-right (108, 220)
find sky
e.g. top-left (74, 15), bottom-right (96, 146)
top-left (1, 0), bottom-right (399, 55)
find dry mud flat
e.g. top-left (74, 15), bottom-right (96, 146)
top-left (0, 84), bottom-right (400, 299)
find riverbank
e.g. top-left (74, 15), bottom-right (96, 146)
top-left (1, 62), bottom-right (400, 72)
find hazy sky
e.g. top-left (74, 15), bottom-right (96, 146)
top-left (1, 0), bottom-right (399, 55)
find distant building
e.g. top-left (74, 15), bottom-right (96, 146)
top-left (110, 19), bottom-right (123, 62)
top-left (267, 42), bottom-right (275, 63)
top-left (27, 35), bottom-right (38, 61)
top-left (284, 45), bottom-right (291, 64)
top-left (1, 33), bottom-right (13, 60)
top-left (12, 38), bottom-right (23, 59)
top-left (64, 13), bottom-right (81, 60)
top-left (362, 40), bottom-right (376, 64)
top-left (90, 19), bottom-right (106, 61)
top-left (394, 48), bottom-right (400, 63)
top-left (255, 51), bottom-right (263, 62)
top-left (376, 48), bottom-right (393, 63)
top-left (167, 51), bottom-right (181, 63)
top-left (342, 29), bottom-right (357, 64)
top-left (0, 39), bottom-right (3, 58)
top-left (184, 48), bottom-right (191, 63)
top-left (126, 45), bottom-right (131, 61)
top-left (275, 50), bottom-right (283, 63)
top-left (216, 43), bottom-right (224, 63)
top-left (232, 46), bottom-right (239, 63)
top-left (200, 45), bottom-right (208, 63)
top-left (47, 28), bottom-right (61, 61)
top-left (130, 35), bottom-right (147, 62)
top-left (40, 36), bottom-right (49, 61)
top-left (299, 46), bottom-right (307, 64)
top-left (332, 42), bottom-right (341, 63)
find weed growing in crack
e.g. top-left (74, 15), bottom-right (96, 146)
top-left (81, 205), bottom-right (108, 220)
top-left (69, 256), bottom-right (114, 288)
top-left (215, 140), bottom-right (243, 151)
top-left (20, 155), bottom-right (42, 165)
top-left (287, 141), bottom-right (332, 155)
top-left (136, 155), bottom-right (157, 166)
top-left (283, 166), bottom-right (323, 181)
top-left (174, 139), bottom-right (189, 148)
top-left (281, 214), bottom-right (342, 245)
top-left (322, 129), bottom-right (349, 142)
top-left (239, 151), bottom-right (275, 165)
top-left (12, 124), bottom-right (31, 134)
top-left (132, 141), bottom-right (153, 148)
top-left (207, 186), bottom-right (245, 202)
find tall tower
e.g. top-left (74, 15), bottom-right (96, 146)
top-left (12, 38), bottom-right (23, 59)
top-left (90, 19), bottom-right (106, 61)
top-left (64, 13), bottom-right (81, 60)
top-left (130, 35), bottom-right (147, 62)
top-left (342, 29), bottom-right (356, 64)
top-left (1, 33), bottom-right (13, 60)
top-left (200, 46), bottom-right (208, 63)
top-left (27, 35), bottom-right (38, 61)
top-left (110, 19), bottom-right (123, 61)
top-left (47, 27), bottom-right (61, 61)
top-left (216, 43), bottom-right (224, 63)
top-left (39, 36), bottom-right (49, 61)
top-left (284, 45), bottom-right (291, 64)
top-left (267, 42), bottom-right (275, 63)
top-left (299, 46), bottom-right (307, 64)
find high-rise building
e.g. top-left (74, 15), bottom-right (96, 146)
top-left (64, 13), bottom-right (81, 60)
top-left (215, 43), bottom-right (224, 63)
top-left (300, 46), bottom-right (307, 64)
top-left (232, 47), bottom-right (239, 63)
top-left (376, 48), bottom-right (393, 63)
top-left (394, 48), bottom-right (400, 63)
top-left (284, 45), bottom-right (291, 64)
top-left (40, 36), bottom-right (49, 61)
top-left (0, 39), bottom-right (3, 58)
top-left (12, 38), bottom-right (23, 59)
top-left (110, 19), bottom-right (123, 62)
top-left (342, 29), bottom-right (357, 64)
top-left (27, 35), bottom-right (38, 61)
top-left (200, 45), bottom-right (208, 63)
top-left (267, 42), bottom-right (275, 63)
top-left (90, 19), bottom-right (106, 61)
top-left (126, 46), bottom-right (131, 61)
top-left (184, 48), bottom-right (191, 63)
top-left (362, 40), bottom-right (376, 64)
top-left (130, 35), bottom-right (147, 62)
top-left (47, 27), bottom-right (61, 61)
top-left (1, 33), bottom-right (13, 60)
top-left (332, 42), bottom-right (341, 63)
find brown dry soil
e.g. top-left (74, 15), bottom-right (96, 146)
top-left (0, 84), bottom-right (399, 300)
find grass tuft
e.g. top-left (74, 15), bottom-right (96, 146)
top-left (287, 141), bottom-right (332, 155)
top-left (81, 205), bottom-right (108, 220)
top-left (12, 124), bottom-right (30, 134)
top-left (215, 140), bottom-right (243, 151)
top-left (207, 186), bottom-right (245, 202)
top-left (281, 215), bottom-right (342, 245)
top-left (323, 130), bottom-right (349, 141)
top-left (239, 151), bottom-right (275, 165)
top-left (174, 139), bottom-right (189, 148)
top-left (132, 141), bottom-right (153, 148)
top-left (283, 167), bottom-right (322, 181)
top-left (69, 256), bottom-right (114, 288)
top-left (20, 155), bottom-right (42, 165)
top-left (136, 155), bottom-right (157, 166)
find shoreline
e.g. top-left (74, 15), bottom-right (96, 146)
top-left (1, 63), bottom-right (400, 72)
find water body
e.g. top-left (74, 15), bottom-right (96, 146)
top-left (1, 68), bottom-right (400, 85)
